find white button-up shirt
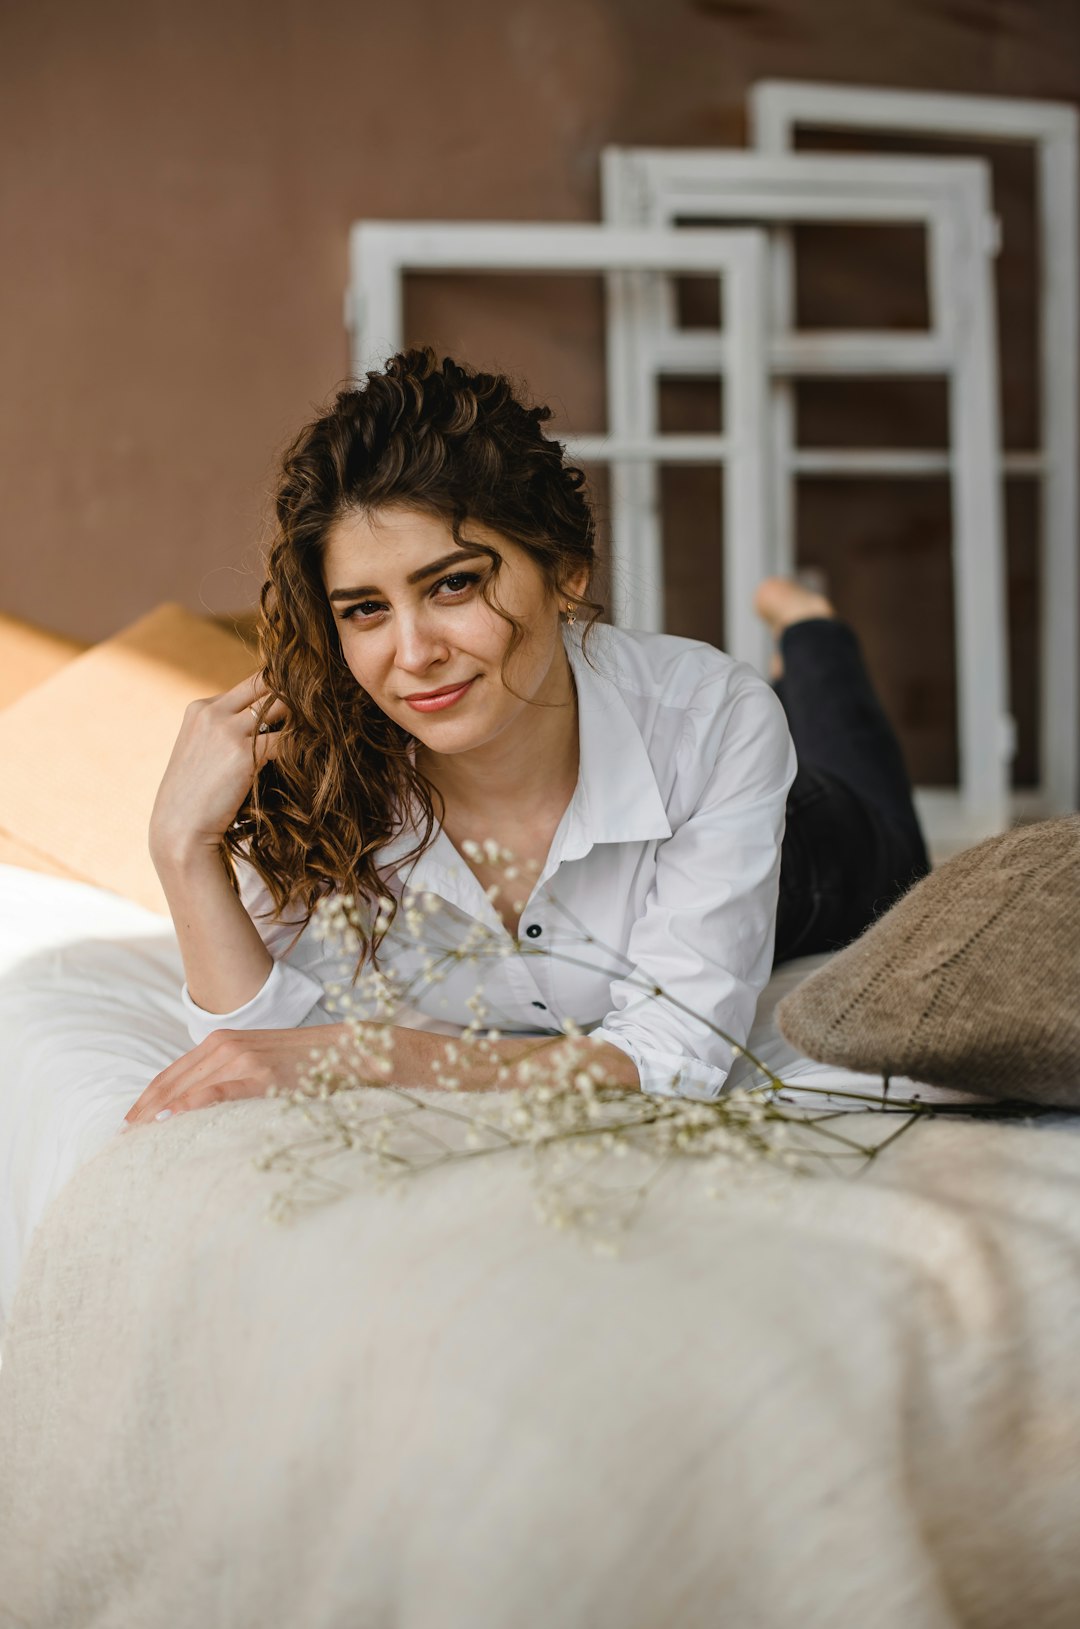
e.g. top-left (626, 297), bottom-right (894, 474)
top-left (182, 620), bottom-right (798, 1100)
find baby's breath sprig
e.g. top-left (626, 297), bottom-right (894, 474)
top-left (252, 839), bottom-right (997, 1255)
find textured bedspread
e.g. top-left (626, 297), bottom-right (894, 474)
top-left (2, 1089), bottom-right (1078, 1628)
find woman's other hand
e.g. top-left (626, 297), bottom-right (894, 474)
top-left (121, 1025), bottom-right (357, 1128)
top-left (149, 671), bottom-right (288, 862)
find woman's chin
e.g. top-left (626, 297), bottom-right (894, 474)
top-left (403, 705), bottom-right (491, 753)
top-left (413, 723), bottom-right (488, 756)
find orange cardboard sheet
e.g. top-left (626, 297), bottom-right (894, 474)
top-left (0, 612), bottom-right (87, 711)
top-left (0, 830), bottom-right (86, 881)
top-left (0, 604), bottom-right (259, 914)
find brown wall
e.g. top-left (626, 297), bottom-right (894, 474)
top-left (2, 0), bottom-right (1078, 788)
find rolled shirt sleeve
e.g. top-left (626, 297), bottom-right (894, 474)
top-left (179, 856), bottom-right (347, 1044)
top-left (181, 957), bottom-right (331, 1046)
top-left (589, 668), bottom-right (798, 1101)
top-left (179, 855), bottom-right (464, 1046)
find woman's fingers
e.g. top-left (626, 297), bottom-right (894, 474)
top-left (124, 1078), bottom-right (262, 1128)
top-left (228, 670), bottom-right (272, 709)
top-left (122, 1028), bottom-right (322, 1127)
top-left (198, 671), bottom-right (291, 741)
top-left (248, 694), bottom-right (289, 733)
top-left (234, 672), bottom-right (290, 739)
top-left (253, 693), bottom-right (288, 718)
top-left (216, 670), bottom-right (285, 720)
top-left (123, 1028), bottom-right (267, 1121)
top-left (153, 1078), bottom-right (266, 1121)
top-left (250, 710), bottom-right (288, 768)
top-left (125, 1068), bottom-right (245, 1124)
top-left (253, 730), bottom-right (283, 764)
top-left (123, 1039), bottom-right (221, 1124)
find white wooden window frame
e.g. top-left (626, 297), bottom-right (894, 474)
top-left (601, 148), bottom-right (1010, 851)
top-left (749, 80), bottom-right (1079, 820)
top-left (345, 221), bottom-right (771, 664)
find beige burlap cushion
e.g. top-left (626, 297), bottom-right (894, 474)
top-left (775, 815), bottom-right (1080, 1106)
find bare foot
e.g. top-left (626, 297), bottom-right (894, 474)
top-left (754, 575), bottom-right (837, 680)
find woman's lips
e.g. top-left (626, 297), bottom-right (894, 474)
top-left (404, 677), bottom-right (477, 713)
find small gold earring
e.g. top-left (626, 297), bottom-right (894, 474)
top-left (564, 601), bottom-right (577, 627)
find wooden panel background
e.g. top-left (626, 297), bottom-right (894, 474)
top-left (1, 0), bottom-right (1076, 792)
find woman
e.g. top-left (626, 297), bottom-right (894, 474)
top-left (123, 349), bottom-right (929, 1126)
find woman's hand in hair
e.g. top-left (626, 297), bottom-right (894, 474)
top-left (149, 671), bottom-right (288, 864)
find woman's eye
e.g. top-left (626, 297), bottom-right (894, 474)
top-left (340, 572), bottom-right (480, 624)
top-left (437, 572), bottom-right (479, 595)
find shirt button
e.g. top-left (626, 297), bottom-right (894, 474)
top-left (525, 924), bottom-right (542, 938)
top-left (532, 1000), bottom-right (547, 1010)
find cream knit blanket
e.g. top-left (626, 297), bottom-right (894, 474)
top-left (1, 1096), bottom-right (1078, 1628)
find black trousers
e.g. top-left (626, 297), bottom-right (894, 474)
top-left (772, 619), bottom-right (931, 967)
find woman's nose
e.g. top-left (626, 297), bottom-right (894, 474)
top-left (393, 611), bottom-right (450, 672)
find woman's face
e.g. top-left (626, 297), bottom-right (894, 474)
top-left (321, 504), bottom-right (586, 756)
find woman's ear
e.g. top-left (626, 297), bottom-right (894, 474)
top-left (559, 567), bottom-right (590, 606)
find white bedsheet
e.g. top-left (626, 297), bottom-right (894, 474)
top-left (0, 866), bottom-right (184, 1331)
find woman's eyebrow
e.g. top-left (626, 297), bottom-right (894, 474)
top-left (328, 547), bottom-right (489, 601)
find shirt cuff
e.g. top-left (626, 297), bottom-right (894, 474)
top-left (589, 1025), bottom-right (732, 1101)
top-left (181, 958), bottom-right (327, 1045)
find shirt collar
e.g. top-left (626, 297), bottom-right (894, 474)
top-left (558, 620), bottom-right (672, 860)
top-left (373, 620), bottom-right (672, 894)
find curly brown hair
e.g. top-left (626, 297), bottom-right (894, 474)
top-left (223, 346), bottom-right (604, 976)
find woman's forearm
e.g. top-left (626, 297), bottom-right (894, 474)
top-left (146, 670), bottom-right (292, 1015)
top-left (389, 1025), bottom-right (641, 1094)
top-left (152, 840), bottom-right (274, 1016)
